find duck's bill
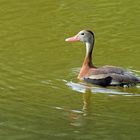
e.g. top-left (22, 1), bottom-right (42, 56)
top-left (65, 35), bottom-right (80, 42)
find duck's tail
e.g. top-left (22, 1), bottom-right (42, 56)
top-left (136, 77), bottom-right (140, 83)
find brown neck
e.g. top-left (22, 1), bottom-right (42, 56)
top-left (82, 41), bottom-right (95, 68)
top-left (78, 37), bottom-right (95, 79)
top-left (82, 50), bottom-right (93, 67)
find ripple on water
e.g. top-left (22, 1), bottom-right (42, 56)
top-left (65, 80), bottom-right (140, 96)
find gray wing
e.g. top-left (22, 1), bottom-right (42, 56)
top-left (87, 65), bottom-right (140, 85)
top-left (91, 65), bottom-right (125, 75)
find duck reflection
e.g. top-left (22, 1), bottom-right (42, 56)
top-left (82, 91), bottom-right (91, 115)
top-left (68, 91), bottom-right (91, 127)
top-left (66, 80), bottom-right (140, 127)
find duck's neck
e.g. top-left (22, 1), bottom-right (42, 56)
top-left (82, 41), bottom-right (94, 68)
top-left (78, 40), bottom-right (95, 79)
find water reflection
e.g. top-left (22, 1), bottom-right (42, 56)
top-left (50, 79), bottom-right (140, 131)
top-left (62, 80), bottom-right (140, 127)
top-left (82, 91), bottom-right (91, 115)
top-left (69, 91), bottom-right (92, 127)
top-left (51, 91), bottom-right (92, 127)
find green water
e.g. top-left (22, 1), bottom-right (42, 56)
top-left (0, 0), bottom-right (140, 140)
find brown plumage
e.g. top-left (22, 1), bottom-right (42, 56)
top-left (65, 30), bottom-right (140, 87)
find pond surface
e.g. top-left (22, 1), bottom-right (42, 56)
top-left (0, 0), bottom-right (140, 140)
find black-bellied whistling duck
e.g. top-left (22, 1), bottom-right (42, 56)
top-left (65, 30), bottom-right (140, 87)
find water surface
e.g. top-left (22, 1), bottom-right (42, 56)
top-left (0, 0), bottom-right (140, 140)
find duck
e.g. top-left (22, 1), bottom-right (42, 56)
top-left (65, 30), bottom-right (140, 87)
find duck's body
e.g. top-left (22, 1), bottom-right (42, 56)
top-left (79, 65), bottom-right (140, 87)
top-left (65, 30), bottom-right (140, 87)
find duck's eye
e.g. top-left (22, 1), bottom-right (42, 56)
top-left (81, 33), bottom-right (84, 35)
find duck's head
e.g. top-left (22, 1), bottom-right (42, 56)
top-left (65, 30), bottom-right (94, 44)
